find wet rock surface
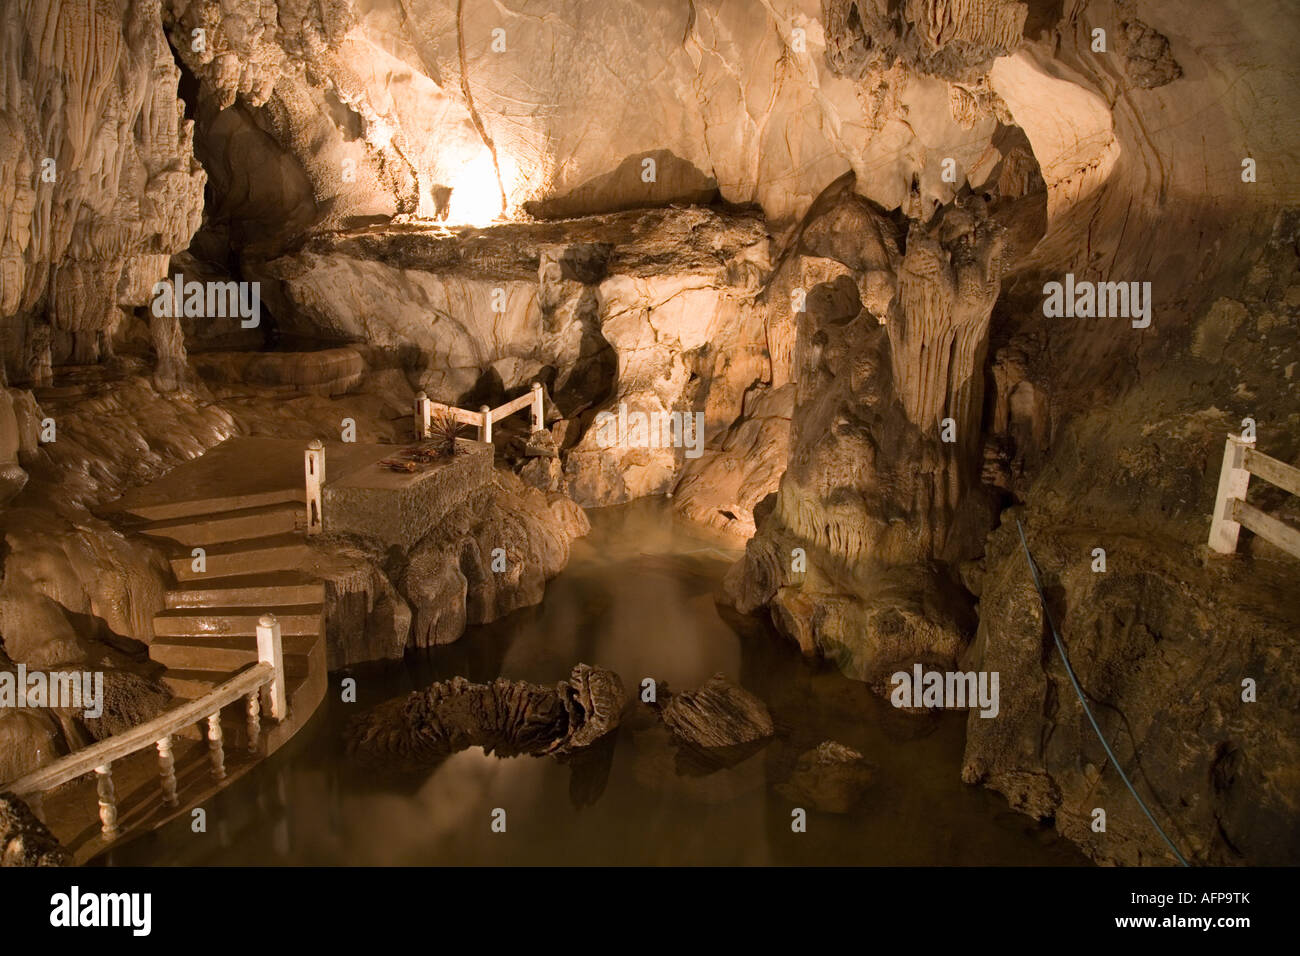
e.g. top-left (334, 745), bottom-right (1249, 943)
top-left (0, 792), bottom-right (71, 866)
top-left (321, 469), bottom-right (591, 667)
top-left (962, 520), bottom-right (1300, 866)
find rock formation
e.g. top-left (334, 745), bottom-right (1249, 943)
top-left (345, 663), bottom-right (626, 768)
top-left (0, 0), bottom-right (205, 381)
top-left (654, 672), bottom-right (775, 766)
top-left (0, 792), bottom-right (71, 866)
top-left (961, 518), bottom-right (1300, 866)
top-left (319, 468), bottom-right (590, 666)
top-left (157, 0), bottom-right (1019, 241)
top-left (725, 182), bottom-right (1028, 685)
top-left (250, 206), bottom-right (776, 514)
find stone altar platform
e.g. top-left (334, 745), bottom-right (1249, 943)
top-left (323, 440), bottom-right (494, 548)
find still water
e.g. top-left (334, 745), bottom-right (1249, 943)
top-left (106, 499), bottom-right (1086, 866)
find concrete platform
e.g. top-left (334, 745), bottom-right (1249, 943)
top-left (323, 440), bottom-right (494, 547)
top-left (111, 437), bottom-right (398, 520)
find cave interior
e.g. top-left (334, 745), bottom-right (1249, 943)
top-left (0, 0), bottom-right (1298, 869)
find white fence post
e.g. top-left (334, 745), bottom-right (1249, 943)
top-left (305, 440), bottom-right (325, 535)
top-left (257, 613), bottom-right (287, 720)
top-left (1208, 432), bottom-right (1255, 554)
top-left (531, 382), bottom-right (544, 432)
top-left (414, 391), bottom-right (430, 439)
top-left (480, 405), bottom-right (492, 444)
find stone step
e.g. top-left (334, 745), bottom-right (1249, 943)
top-left (165, 572), bottom-right (325, 609)
top-left (161, 668), bottom-right (310, 702)
top-left (169, 533), bottom-right (313, 581)
top-left (161, 669), bottom-right (225, 700)
top-left (153, 604), bottom-right (323, 638)
top-left (118, 487), bottom-right (303, 523)
top-left (137, 502), bottom-right (303, 547)
top-left (150, 635), bottom-right (314, 676)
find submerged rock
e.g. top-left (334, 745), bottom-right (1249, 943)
top-left (346, 664), bottom-right (626, 770)
top-left (775, 741), bottom-right (877, 814)
top-left (0, 792), bottom-right (71, 867)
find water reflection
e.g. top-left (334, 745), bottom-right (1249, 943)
top-left (106, 498), bottom-right (1087, 866)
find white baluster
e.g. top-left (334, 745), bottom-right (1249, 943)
top-left (156, 736), bottom-right (177, 806)
top-left (246, 691), bottom-right (261, 752)
top-left (95, 764), bottom-right (118, 838)
top-left (207, 712), bottom-right (226, 781)
top-left (480, 405), bottom-right (492, 443)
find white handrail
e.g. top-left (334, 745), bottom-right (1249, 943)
top-left (415, 382), bottom-right (545, 442)
top-left (1208, 434), bottom-right (1300, 558)
top-left (4, 663), bottom-right (273, 798)
top-left (1244, 446), bottom-right (1300, 497)
top-left (4, 612), bottom-right (286, 844)
top-left (490, 391), bottom-right (534, 423)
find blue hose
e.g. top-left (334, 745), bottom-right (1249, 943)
top-left (1015, 519), bottom-right (1191, 867)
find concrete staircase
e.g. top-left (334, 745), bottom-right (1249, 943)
top-left (35, 437), bottom-right (404, 861)
top-left (122, 495), bottom-right (327, 705)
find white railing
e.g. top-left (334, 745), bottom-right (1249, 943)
top-left (3, 614), bottom-right (286, 842)
top-left (413, 382), bottom-right (545, 442)
top-left (1208, 433), bottom-right (1300, 558)
top-left (305, 386), bottom-right (545, 531)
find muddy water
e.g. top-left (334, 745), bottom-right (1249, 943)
top-left (106, 499), bottom-right (1087, 866)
